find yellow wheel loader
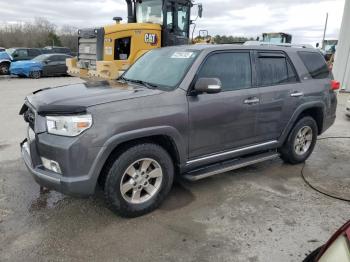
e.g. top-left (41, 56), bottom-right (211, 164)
top-left (67, 0), bottom-right (203, 79)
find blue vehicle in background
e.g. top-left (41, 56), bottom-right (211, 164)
top-left (10, 53), bottom-right (72, 79)
top-left (0, 51), bottom-right (12, 75)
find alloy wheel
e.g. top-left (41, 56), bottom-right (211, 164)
top-left (294, 126), bottom-right (313, 156)
top-left (120, 158), bottom-right (163, 204)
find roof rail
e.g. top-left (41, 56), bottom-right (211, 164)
top-left (243, 41), bottom-right (314, 49)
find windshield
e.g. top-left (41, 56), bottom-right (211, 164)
top-left (123, 48), bottom-right (200, 90)
top-left (32, 54), bottom-right (50, 62)
top-left (136, 0), bottom-right (163, 24)
top-left (263, 34), bottom-right (283, 43)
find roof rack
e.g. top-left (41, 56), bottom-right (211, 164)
top-left (243, 41), bottom-right (314, 49)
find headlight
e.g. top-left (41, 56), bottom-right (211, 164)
top-left (46, 114), bottom-right (92, 137)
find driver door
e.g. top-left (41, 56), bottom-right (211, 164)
top-left (188, 51), bottom-right (260, 159)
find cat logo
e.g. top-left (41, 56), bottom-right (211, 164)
top-left (144, 33), bottom-right (158, 45)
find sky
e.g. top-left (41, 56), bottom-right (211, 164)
top-left (0, 0), bottom-right (346, 45)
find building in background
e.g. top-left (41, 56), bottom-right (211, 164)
top-left (333, 0), bottom-right (350, 92)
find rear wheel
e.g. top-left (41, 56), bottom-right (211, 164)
top-left (280, 116), bottom-right (318, 164)
top-left (104, 143), bottom-right (174, 217)
top-left (29, 70), bottom-right (41, 79)
top-left (0, 63), bottom-right (10, 75)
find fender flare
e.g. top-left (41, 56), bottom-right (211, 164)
top-left (278, 101), bottom-right (326, 146)
top-left (0, 59), bottom-right (11, 65)
top-left (87, 126), bottom-right (186, 187)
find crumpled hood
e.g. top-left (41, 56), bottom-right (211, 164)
top-left (26, 80), bottom-right (164, 111)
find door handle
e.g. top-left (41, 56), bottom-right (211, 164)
top-left (290, 92), bottom-right (304, 97)
top-left (244, 97), bottom-right (260, 105)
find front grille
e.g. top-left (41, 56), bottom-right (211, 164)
top-left (24, 108), bottom-right (35, 129)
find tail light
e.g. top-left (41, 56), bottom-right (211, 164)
top-left (331, 80), bottom-right (340, 90)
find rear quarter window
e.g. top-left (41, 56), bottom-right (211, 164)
top-left (298, 51), bottom-right (329, 79)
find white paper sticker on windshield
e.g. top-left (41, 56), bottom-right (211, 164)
top-left (171, 52), bottom-right (194, 59)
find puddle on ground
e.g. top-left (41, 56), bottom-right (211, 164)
top-left (29, 189), bottom-right (66, 212)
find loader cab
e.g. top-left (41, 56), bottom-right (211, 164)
top-left (135, 0), bottom-right (192, 46)
top-left (262, 33), bottom-right (292, 44)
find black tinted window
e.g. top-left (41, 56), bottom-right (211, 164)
top-left (198, 52), bottom-right (252, 91)
top-left (55, 55), bottom-right (68, 61)
top-left (298, 51), bottom-right (329, 79)
top-left (28, 49), bottom-right (41, 57)
top-left (258, 53), bottom-right (297, 86)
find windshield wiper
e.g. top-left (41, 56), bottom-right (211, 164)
top-left (119, 77), bottom-right (158, 89)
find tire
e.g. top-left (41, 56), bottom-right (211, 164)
top-left (279, 116), bottom-right (318, 164)
top-left (0, 63), bottom-right (10, 75)
top-left (104, 143), bottom-right (174, 217)
top-left (29, 70), bottom-right (41, 79)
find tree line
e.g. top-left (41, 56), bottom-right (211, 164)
top-left (0, 18), bottom-right (78, 52)
top-left (0, 17), bottom-right (254, 51)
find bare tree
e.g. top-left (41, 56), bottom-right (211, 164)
top-left (0, 18), bottom-right (78, 52)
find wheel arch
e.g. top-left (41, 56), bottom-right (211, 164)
top-left (89, 126), bottom-right (186, 188)
top-left (279, 102), bottom-right (326, 146)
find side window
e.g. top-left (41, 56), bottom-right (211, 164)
top-left (17, 49), bottom-right (28, 58)
top-left (29, 49), bottom-right (41, 57)
top-left (114, 37), bottom-right (131, 60)
top-left (198, 52), bottom-right (252, 92)
top-left (177, 5), bottom-right (189, 37)
top-left (56, 55), bottom-right (67, 62)
top-left (166, 8), bottom-right (174, 30)
top-left (257, 53), bottom-right (297, 86)
top-left (51, 55), bottom-right (67, 62)
top-left (298, 51), bottom-right (329, 79)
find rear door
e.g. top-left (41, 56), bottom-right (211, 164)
top-left (255, 51), bottom-right (301, 142)
top-left (188, 51), bottom-right (260, 159)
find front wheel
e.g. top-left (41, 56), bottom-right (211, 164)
top-left (0, 63), bottom-right (10, 75)
top-left (104, 143), bottom-right (174, 217)
top-left (279, 116), bottom-right (318, 164)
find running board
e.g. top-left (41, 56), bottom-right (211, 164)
top-left (183, 151), bottom-right (280, 181)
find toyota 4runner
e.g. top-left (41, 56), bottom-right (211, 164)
top-left (20, 44), bottom-right (339, 217)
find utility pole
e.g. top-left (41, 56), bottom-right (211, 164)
top-left (322, 12), bottom-right (328, 49)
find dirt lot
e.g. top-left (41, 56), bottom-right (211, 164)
top-left (0, 77), bottom-right (350, 262)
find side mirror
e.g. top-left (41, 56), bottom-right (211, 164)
top-left (13, 53), bottom-right (18, 58)
top-left (194, 78), bottom-right (222, 94)
top-left (316, 42), bottom-right (320, 48)
top-left (198, 4), bottom-right (203, 18)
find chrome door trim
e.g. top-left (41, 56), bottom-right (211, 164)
top-left (186, 140), bottom-right (278, 165)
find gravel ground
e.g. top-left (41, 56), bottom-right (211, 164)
top-left (0, 77), bottom-right (349, 262)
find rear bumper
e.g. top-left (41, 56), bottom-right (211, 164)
top-left (321, 114), bottom-right (336, 134)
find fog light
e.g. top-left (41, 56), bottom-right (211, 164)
top-left (41, 157), bottom-right (62, 174)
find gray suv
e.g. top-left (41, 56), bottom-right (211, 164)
top-left (20, 45), bottom-right (338, 217)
